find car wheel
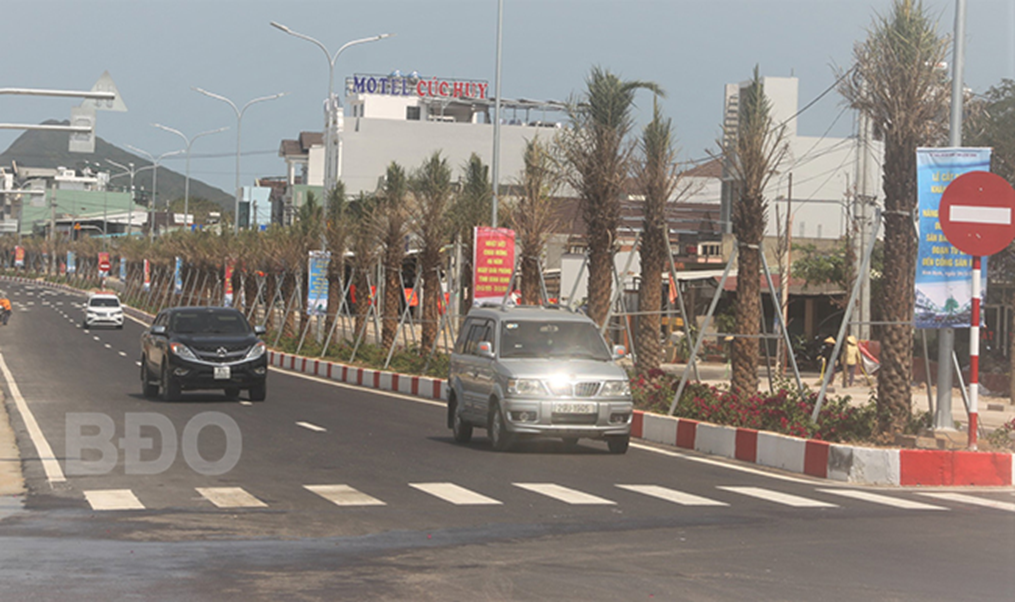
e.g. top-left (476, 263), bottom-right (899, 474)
top-left (224, 387), bottom-right (240, 400)
top-left (606, 435), bottom-right (630, 455)
top-left (116, 324), bottom-right (123, 330)
top-left (141, 357), bottom-right (159, 399)
top-left (562, 437), bottom-right (579, 448)
top-left (249, 382), bottom-right (267, 402)
top-left (161, 363), bottom-right (180, 401)
top-left (451, 398), bottom-right (473, 444)
top-left (488, 401), bottom-right (512, 452)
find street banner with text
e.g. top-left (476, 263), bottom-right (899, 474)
top-left (174, 257), bottom-right (183, 294)
top-left (307, 250), bottom-right (330, 316)
top-left (915, 147), bottom-right (990, 328)
top-left (143, 259), bottom-right (151, 292)
top-left (224, 261), bottom-right (235, 307)
top-left (14, 246), bottom-right (24, 268)
top-left (67, 251), bottom-right (76, 274)
top-left (473, 226), bottom-right (516, 305)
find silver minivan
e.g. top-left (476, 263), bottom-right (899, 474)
top-left (447, 306), bottom-right (633, 453)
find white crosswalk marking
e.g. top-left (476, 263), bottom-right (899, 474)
top-left (918, 493), bottom-right (1015, 513)
top-left (514, 483), bottom-right (615, 505)
top-left (817, 489), bottom-right (948, 510)
top-left (718, 486), bottom-right (838, 508)
top-left (304, 484), bottom-right (386, 506)
top-left (409, 482), bottom-right (502, 505)
top-left (617, 484), bottom-right (729, 506)
top-left (84, 489), bottom-right (145, 511)
top-left (196, 487), bottom-right (267, 508)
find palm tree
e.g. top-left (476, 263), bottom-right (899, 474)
top-left (558, 66), bottom-right (662, 328)
top-left (377, 162), bottom-right (409, 349)
top-left (324, 183), bottom-right (349, 340)
top-left (410, 152), bottom-right (453, 354)
top-left (839, 0), bottom-right (949, 433)
top-left (449, 153), bottom-right (492, 309)
top-left (348, 193), bottom-right (380, 336)
top-left (509, 137), bottom-right (560, 305)
top-left (635, 98), bottom-right (679, 374)
top-left (724, 67), bottom-right (788, 395)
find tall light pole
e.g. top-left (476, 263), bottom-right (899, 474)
top-left (108, 159), bottom-right (155, 238)
top-left (153, 123), bottom-right (228, 231)
top-left (192, 88), bottom-right (288, 234)
top-left (491, 0), bottom-right (504, 227)
top-left (270, 21), bottom-right (393, 195)
top-left (125, 146), bottom-right (184, 241)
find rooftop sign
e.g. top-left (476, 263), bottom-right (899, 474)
top-left (350, 74), bottom-right (489, 100)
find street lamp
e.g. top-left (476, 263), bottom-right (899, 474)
top-left (125, 146), bottom-right (185, 241)
top-left (153, 123), bottom-right (229, 231)
top-left (270, 21), bottom-right (393, 195)
top-left (192, 87), bottom-right (288, 234)
top-left (107, 159), bottom-right (156, 238)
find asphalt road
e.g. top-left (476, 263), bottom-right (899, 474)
top-left (0, 280), bottom-right (1012, 601)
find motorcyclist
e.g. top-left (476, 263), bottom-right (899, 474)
top-left (0, 296), bottom-right (11, 326)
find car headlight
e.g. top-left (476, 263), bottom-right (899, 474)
top-left (599, 380), bottom-right (631, 397)
top-left (169, 342), bottom-right (199, 361)
top-left (507, 379), bottom-right (545, 396)
top-left (244, 341), bottom-right (266, 361)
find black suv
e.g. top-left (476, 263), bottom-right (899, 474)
top-left (141, 307), bottom-right (268, 401)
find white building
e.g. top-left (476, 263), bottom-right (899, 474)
top-left (720, 75), bottom-right (883, 240)
top-left (278, 72), bottom-right (567, 215)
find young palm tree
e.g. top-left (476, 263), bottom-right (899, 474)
top-left (324, 183), bottom-right (349, 340)
top-left (635, 99), bottom-right (679, 374)
top-left (449, 153), bottom-right (492, 309)
top-left (724, 67), bottom-right (788, 396)
top-left (348, 193), bottom-right (380, 336)
top-left (558, 66), bottom-right (662, 328)
top-left (410, 152), bottom-right (453, 354)
top-left (377, 162), bottom-right (409, 349)
top-left (509, 137), bottom-right (560, 305)
top-left (839, 0), bottom-right (949, 433)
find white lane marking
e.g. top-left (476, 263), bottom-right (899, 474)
top-left (513, 483), bottom-right (615, 505)
top-left (56, 302), bottom-right (63, 306)
top-left (629, 442), bottom-right (820, 485)
top-left (817, 489), bottom-right (948, 510)
top-left (304, 484), bottom-right (385, 506)
top-left (239, 401), bottom-right (253, 406)
top-left (296, 421), bottom-right (326, 432)
top-left (919, 492), bottom-right (1015, 513)
top-left (267, 366), bottom-right (446, 408)
top-left (409, 482), bottom-right (503, 505)
top-left (118, 351), bottom-right (127, 357)
top-left (950, 204), bottom-right (1012, 225)
top-left (135, 361), bottom-right (142, 367)
top-left (84, 489), bottom-right (144, 511)
top-left (25, 301), bottom-right (34, 306)
top-left (104, 344), bottom-right (112, 349)
top-left (0, 352), bottom-right (65, 483)
top-left (718, 486), bottom-right (838, 508)
top-left (196, 487), bottom-right (267, 508)
top-left (616, 484), bottom-right (729, 506)
top-left (93, 336), bottom-right (100, 341)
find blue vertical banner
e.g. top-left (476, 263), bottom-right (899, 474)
top-left (914, 147), bottom-right (991, 328)
top-left (66, 251), bottom-right (76, 274)
top-left (307, 250), bottom-right (331, 316)
top-left (119, 257), bottom-right (126, 281)
top-left (174, 257), bottom-right (183, 295)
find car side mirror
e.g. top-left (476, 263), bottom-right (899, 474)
top-left (253, 325), bottom-right (267, 336)
top-left (612, 345), bottom-right (626, 360)
top-left (151, 325), bottom-right (167, 335)
top-left (477, 341), bottom-right (495, 359)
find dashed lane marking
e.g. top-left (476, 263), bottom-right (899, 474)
top-left (118, 351), bottom-right (127, 357)
top-left (83, 489), bottom-right (144, 511)
top-left (196, 487), bottom-right (267, 509)
top-left (296, 421), bottom-right (327, 432)
top-left (304, 484), bottom-right (386, 506)
top-left (409, 482), bottom-right (503, 505)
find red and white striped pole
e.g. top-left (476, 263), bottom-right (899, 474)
top-left (968, 255), bottom-right (981, 450)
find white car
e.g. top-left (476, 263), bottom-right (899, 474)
top-left (84, 293), bottom-right (124, 329)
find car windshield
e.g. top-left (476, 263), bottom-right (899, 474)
top-left (89, 298), bottom-right (120, 308)
top-left (499, 320), bottom-right (611, 360)
top-left (171, 311), bottom-right (250, 335)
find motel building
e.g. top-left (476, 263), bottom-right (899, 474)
top-left (276, 71), bottom-right (567, 222)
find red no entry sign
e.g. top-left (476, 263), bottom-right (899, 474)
top-left (938, 171), bottom-right (1015, 257)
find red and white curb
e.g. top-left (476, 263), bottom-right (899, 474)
top-left (632, 411), bottom-right (1014, 487)
top-left (267, 351), bottom-right (447, 402)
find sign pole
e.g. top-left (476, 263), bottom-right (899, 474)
top-left (968, 255), bottom-right (980, 449)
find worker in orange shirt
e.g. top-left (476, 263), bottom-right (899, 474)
top-left (0, 296), bottom-right (11, 326)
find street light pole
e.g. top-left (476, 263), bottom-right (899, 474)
top-left (270, 22), bottom-right (393, 195)
top-left (125, 146), bottom-right (184, 242)
top-left (107, 159), bottom-right (150, 238)
top-left (192, 88), bottom-right (287, 234)
top-left (153, 123), bottom-right (228, 231)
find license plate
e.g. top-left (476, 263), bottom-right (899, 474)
top-left (214, 366), bottom-right (231, 380)
top-left (553, 402), bottom-right (597, 414)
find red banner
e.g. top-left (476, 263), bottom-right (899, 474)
top-left (224, 260), bottom-right (235, 306)
top-left (143, 259), bottom-right (151, 291)
top-left (473, 226), bottom-right (515, 305)
top-left (14, 246), bottom-right (24, 267)
top-left (97, 252), bottom-right (111, 276)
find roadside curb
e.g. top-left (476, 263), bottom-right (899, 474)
top-left (632, 410), bottom-right (1014, 486)
top-left (5, 276), bottom-right (1011, 487)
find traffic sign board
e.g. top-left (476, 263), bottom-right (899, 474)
top-left (939, 171), bottom-right (1015, 257)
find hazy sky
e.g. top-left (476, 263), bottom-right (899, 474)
top-left (2, 0), bottom-right (1013, 193)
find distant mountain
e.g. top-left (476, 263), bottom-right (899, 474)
top-left (0, 120), bottom-right (232, 209)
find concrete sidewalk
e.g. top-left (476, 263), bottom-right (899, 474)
top-left (0, 390), bottom-right (25, 519)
